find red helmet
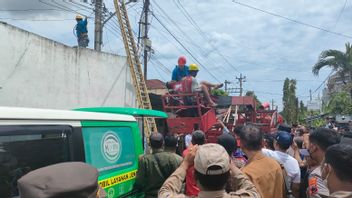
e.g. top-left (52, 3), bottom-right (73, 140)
top-left (178, 56), bottom-right (186, 66)
top-left (262, 102), bottom-right (270, 109)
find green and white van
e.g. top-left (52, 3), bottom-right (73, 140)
top-left (0, 106), bottom-right (167, 198)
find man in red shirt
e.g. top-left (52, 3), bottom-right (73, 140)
top-left (182, 130), bottom-right (205, 196)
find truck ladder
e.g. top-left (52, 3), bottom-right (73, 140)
top-left (113, 0), bottom-right (157, 139)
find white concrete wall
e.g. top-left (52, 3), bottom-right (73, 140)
top-left (0, 22), bottom-right (136, 109)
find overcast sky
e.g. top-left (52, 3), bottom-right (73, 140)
top-left (1, 0), bottom-right (351, 110)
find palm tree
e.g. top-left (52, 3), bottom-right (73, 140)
top-left (313, 42), bottom-right (352, 81)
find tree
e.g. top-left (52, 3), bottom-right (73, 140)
top-left (298, 100), bottom-right (308, 124)
top-left (211, 89), bottom-right (228, 96)
top-left (325, 91), bottom-right (352, 115)
top-left (282, 78), bottom-right (299, 124)
top-left (312, 42), bottom-right (352, 82)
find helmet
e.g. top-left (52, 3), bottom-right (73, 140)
top-left (262, 102), bottom-right (270, 109)
top-left (189, 63), bottom-right (199, 71)
top-left (75, 15), bottom-right (83, 20)
top-left (178, 56), bottom-right (186, 65)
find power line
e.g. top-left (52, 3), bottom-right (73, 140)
top-left (152, 13), bottom-right (220, 82)
top-left (152, 2), bottom-right (235, 80)
top-left (233, 1), bottom-right (352, 39)
top-left (175, 0), bottom-right (241, 73)
top-left (312, 71), bottom-right (334, 94)
top-left (332, 0), bottom-right (348, 29)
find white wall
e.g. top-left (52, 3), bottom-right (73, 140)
top-left (0, 22), bottom-right (136, 109)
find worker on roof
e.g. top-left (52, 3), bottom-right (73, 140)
top-left (75, 15), bottom-right (89, 48)
top-left (172, 56), bottom-right (189, 81)
top-left (183, 63), bottom-right (221, 107)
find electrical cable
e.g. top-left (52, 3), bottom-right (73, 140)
top-left (152, 1), bottom-right (238, 79)
top-left (332, 0), bottom-right (348, 29)
top-left (152, 13), bottom-right (220, 82)
top-left (312, 71), bottom-right (334, 94)
top-left (173, 0), bottom-right (241, 73)
top-left (233, 1), bottom-right (352, 39)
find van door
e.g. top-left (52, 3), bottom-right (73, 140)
top-left (0, 125), bottom-right (74, 198)
top-left (81, 122), bottom-right (143, 198)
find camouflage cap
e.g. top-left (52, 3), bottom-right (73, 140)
top-left (194, 143), bottom-right (230, 175)
top-left (18, 162), bottom-right (106, 198)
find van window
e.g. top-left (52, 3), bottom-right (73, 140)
top-left (0, 125), bottom-right (72, 198)
top-left (82, 127), bottom-right (136, 173)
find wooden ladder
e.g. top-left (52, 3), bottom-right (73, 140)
top-left (113, 0), bottom-right (157, 140)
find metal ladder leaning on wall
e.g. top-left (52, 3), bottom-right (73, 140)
top-left (113, 0), bottom-right (157, 142)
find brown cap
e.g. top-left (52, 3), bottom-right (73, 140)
top-left (18, 162), bottom-right (106, 198)
top-left (194, 143), bottom-right (230, 175)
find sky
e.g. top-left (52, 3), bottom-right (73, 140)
top-left (1, 0), bottom-right (352, 110)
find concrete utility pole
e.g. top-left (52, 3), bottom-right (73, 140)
top-left (142, 0), bottom-right (151, 79)
top-left (94, 0), bottom-right (103, 51)
top-left (309, 89), bottom-right (312, 101)
top-left (236, 73), bottom-right (246, 96)
top-left (271, 99), bottom-right (275, 110)
top-left (224, 80), bottom-right (231, 93)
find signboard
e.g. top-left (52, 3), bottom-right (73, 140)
top-left (307, 100), bottom-right (321, 111)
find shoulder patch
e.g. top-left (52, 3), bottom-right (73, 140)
top-left (308, 176), bottom-right (318, 196)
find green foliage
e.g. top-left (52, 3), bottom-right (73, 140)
top-left (325, 91), bottom-right (352, 115)
top-left (282, 78), bottom-right (299, 124)
top-left (245, 91), bottom-right (262, 108)
top-left (312, 42), bottom-right (352, 82)
top-left (298, 100), bottom-right (308, 124)
top-left (211, 89), bottom-right (228, 96)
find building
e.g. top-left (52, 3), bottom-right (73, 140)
top-left (146, 79), bottom-right (167, 95)
top-left (0, 22), bottom-right (136, 109)
top-left (322, 72), bottom-right (350, 104)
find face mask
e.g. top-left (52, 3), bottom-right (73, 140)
top-left (321, 163), bottom-right (331, 181)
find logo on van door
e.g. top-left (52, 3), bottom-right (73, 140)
top-left (101, 131), bottom-right (122, 163)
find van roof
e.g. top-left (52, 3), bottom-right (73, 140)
top-left (0, 107), bottom-right (136, 122)
top-left (76, 107), bottom-right (168, 118)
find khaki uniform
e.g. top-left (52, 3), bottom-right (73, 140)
top-left (158, 164), bottom-right (259, 198)
top-left (241, 152), bottom-right (284, 198)
top-left (307, 166), bottom-right (329, 198)
top-left (134, 149), bottom-right (182, 198)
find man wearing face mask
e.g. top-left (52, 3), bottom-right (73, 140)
top-left (307, 128), bottom-right (340, 198)
top-left (321, 144), bottom-right (352, 198)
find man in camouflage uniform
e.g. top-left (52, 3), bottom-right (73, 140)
top-left (134, 133), bottom-right (181, 198)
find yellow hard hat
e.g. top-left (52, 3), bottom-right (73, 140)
top-left (75, 15), bottom-right (83, 19)
top-left (189, 63), bottom-right (199, 71)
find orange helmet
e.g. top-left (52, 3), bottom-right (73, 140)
top-left (178, 56), bottom-right (186, 66)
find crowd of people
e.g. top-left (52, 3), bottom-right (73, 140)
top-left (11, 57), bottom-right (352, 197)
top-left (134, 123), bottom-right (352, 198)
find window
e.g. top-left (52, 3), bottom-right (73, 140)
top-left (0, 125), bottom-right (72, 198)
top-left (82, 127), bottom-right (136, 174)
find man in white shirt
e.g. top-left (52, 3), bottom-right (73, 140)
top-left (262, 131), bottom-right (301, 198)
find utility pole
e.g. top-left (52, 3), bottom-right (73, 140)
top-left (224, 80), bottom-right (231, 94)
top-left (94, 0), bottom-right (103, 51)
top-left (142, 0), bottom-right (151, 79)
top-left (271, 99), bottom-right (275, 110)
top-left (236, 73), bottom-right (246, 96)
top-left (309, 89), bottom-right (312, 101)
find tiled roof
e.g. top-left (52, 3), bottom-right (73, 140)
top-left (146, 79), bottom-right (166, 89)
